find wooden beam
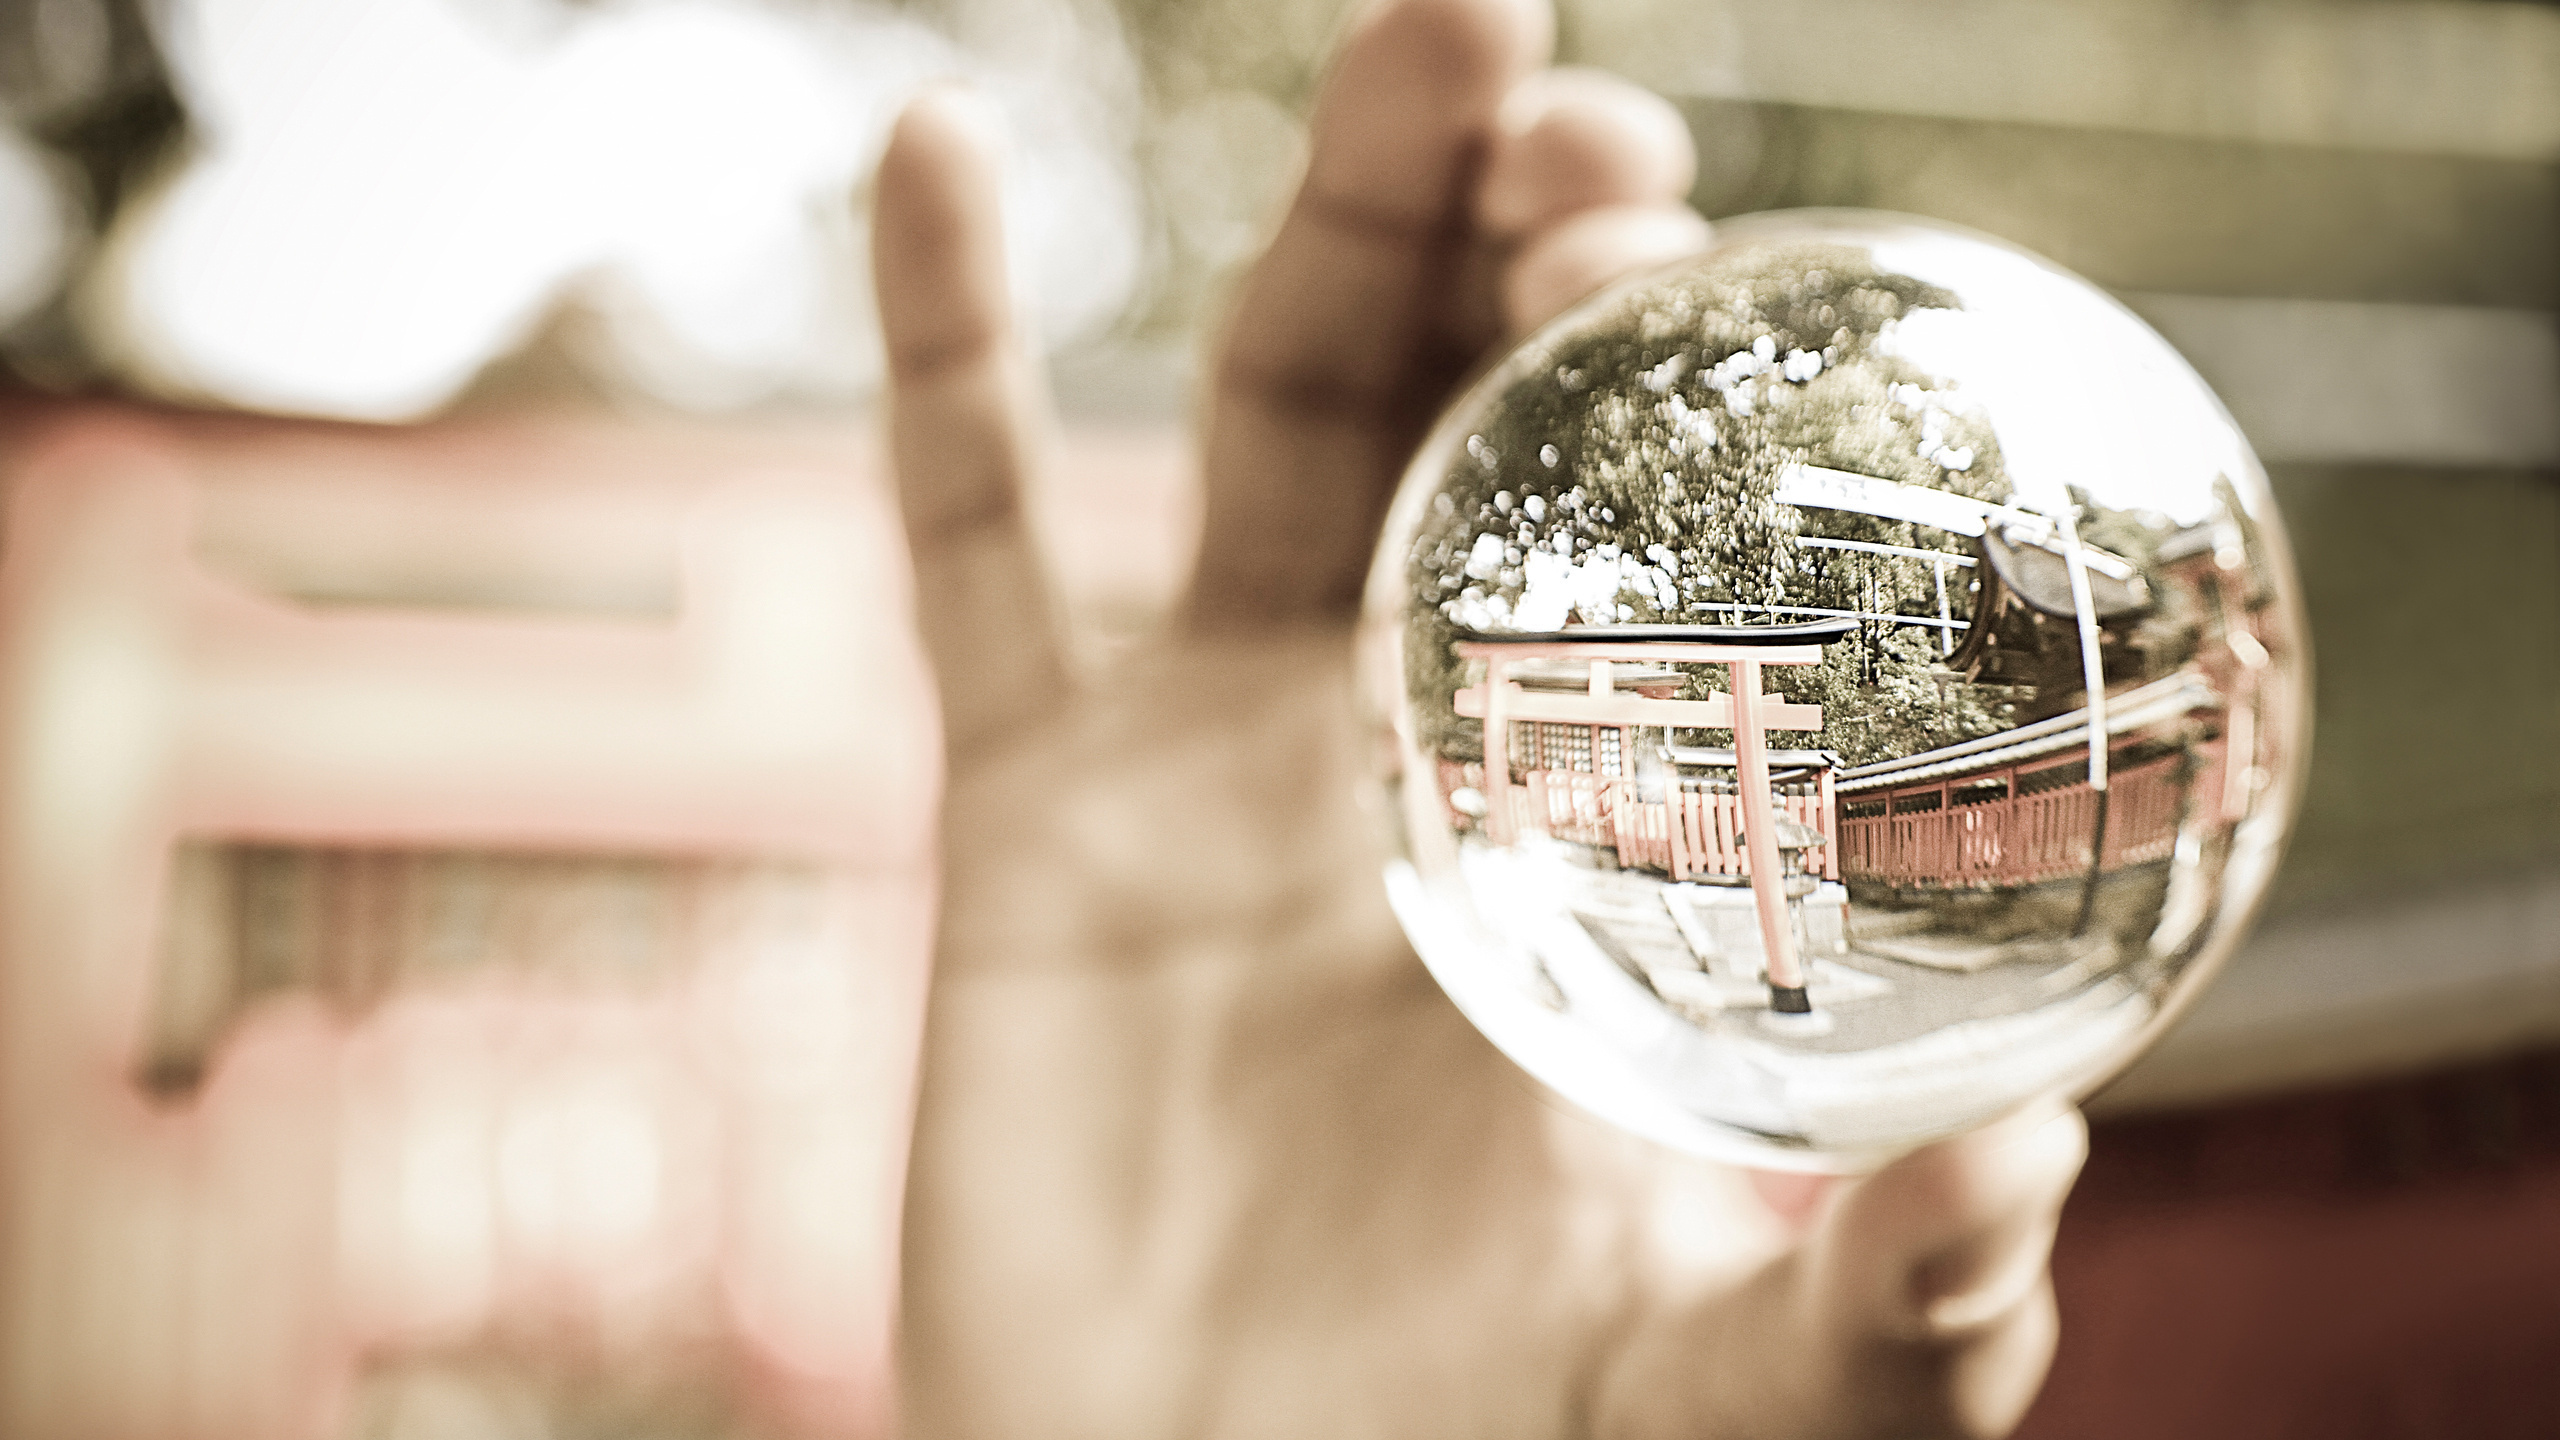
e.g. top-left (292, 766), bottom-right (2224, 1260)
top-left (1455, 685), bottom-right (1824, 733)
top-left (1453, 641), bottom-right (1828, 667)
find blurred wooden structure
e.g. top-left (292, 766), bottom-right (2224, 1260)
top-left (0, 399), bottom-right (931, 1440)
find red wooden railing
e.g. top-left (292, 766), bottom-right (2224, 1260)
top-left (1437, 761), bottom-right (1835, 884)
top-left (1439, 731), bottom-right (2220, 893)
top-left (1833, 742), bottom-right (2217, 891)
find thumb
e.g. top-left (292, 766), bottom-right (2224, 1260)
top-left (1800, 1106), bottom-right (2089, 1438)
top-left (1591, 1107), bottom-right (2087, 1440)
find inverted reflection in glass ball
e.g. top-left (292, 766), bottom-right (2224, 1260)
top-left (1361, 212), bottom-right (2307, 1170)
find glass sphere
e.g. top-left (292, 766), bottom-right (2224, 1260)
top-left (1360, 211), bottom-right (2308, 1170)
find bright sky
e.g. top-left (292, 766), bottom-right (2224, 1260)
top-left (1866, 223), bottom-right (2255, 527)
top-left (91, 0), bottom-right (1143, 420)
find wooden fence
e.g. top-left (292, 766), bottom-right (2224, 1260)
top-left (1437, 762), bottom-right (1835, 883)
top-left (1440, 733), bottom-right (2218, 892)
top-left (1833, 744), bottom-right (2212, 891)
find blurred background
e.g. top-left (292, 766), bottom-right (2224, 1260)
top-left (0, 0), bottom-right (2554, 1436)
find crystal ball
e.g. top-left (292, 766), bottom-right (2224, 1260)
top-left (1360, 211), bottom-right (2308, 1170)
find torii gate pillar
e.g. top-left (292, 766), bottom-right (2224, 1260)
top-left (1456, 628), bottom-right (1842, 1015)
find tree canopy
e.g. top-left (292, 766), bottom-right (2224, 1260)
top-left (1403, 242), bottom-right (2024, 765)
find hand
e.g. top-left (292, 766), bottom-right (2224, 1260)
top-left (876, 1), bottom-right (2088, 1435)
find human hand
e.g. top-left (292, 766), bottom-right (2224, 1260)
top-left (877, 1), bottom-right (2087, 1435)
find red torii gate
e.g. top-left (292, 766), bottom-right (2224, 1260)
top-left (1454, 621), bottom-right (1851, 1014)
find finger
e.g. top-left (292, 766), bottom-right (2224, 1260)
top-left (1593, 1107), bottom-right (2087, 1440)
top-left (1500, 202), bottom-right (1710, 336)
top-left (1476, 67), bottom-right (1697, 238)
top-left (874, 90), bottom-right (1072, 760)
top-left (1191, 0), bottom-right (1551, 629)
top-left (1802, 1107), bottom-right (2087, 1437)
top-left (1748, 1168), bottom-right (1840, 1234)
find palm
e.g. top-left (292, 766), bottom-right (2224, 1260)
top-left (880, 3), bottom-right (2084, 1436)
top-left (924, 627), bottom-right (1651, 1430)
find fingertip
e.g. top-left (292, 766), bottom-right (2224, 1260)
top-left (1610, 1115), bottom-right (2079, 1440)
top-left (1305, 0), bottom-right (1553, 219)
top-left (879, 84), bottom-right (1005, 217)
top-left (1480, 67), bottom-right (1697, 236)
top-left (874, 85), bottom-right (1014, 381)
top-left (1970, 1104), bottom-right (2091, 1202)
top-left (1825, 1106), bottom-right (2086, 1341)
top-left (1501, 202), bottom-right (1710, 334)
top-left (1747, 1167), bottom-right (1840, 1233)
top-left (1882, 1105), bottom-right (2088, 1252)
top-left (1343, 0), bottom-right (1553, 85)
top-left (1877, 1105), bottom-right (2089, 1221)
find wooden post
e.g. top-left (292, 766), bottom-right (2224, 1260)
top-left (1817, 765), bottom-right (1839, 880)
top-left (1668, 787), bottom-right (1691, 881)
top-left (1482, 657), bottom-right (1512, 844)
top-left (1730, 660), bottom-right (1810, 1012)
top-left (2058, 506), bottom-right (2112, 937)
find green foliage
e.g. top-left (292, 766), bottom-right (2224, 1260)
top-left (1578, 399), bottom-right (1804, 618)
top-left (1401, 242), bottom-right (2021, 764)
